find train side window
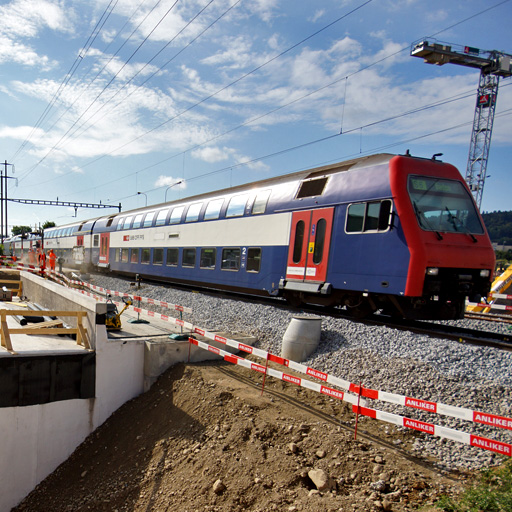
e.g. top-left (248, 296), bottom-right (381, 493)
top-left (123, 216), bottom-right (133, 230)
top-left (153, 248), bottom-right (163, 265)
top-left (226, 194), bottom-right (249, 218)
top-left (183, 248), bottom-right (196, 267)
top-left (378, 200), bottom-right (392, 230)
top-left (141, 248), bottom-right (150, 264)
top-left (312, 218), bottom-right (326, 264)
top-left (130, 249), bottom-right (139, 263)
top-left (93, 235), bottom-right (99, 247)
top-left (252, 190), bottom-right (271, 214)
top-left (169, 206), bottom-right (185, 224)
top-left (247, 248), bottom-right (261, 272)
top-left (185, 203), bottom-right (202, 223)
top-left (200, 248), bottom-right (216, 269)
top-left (296, 177), bottom-right (328, 199)
top-left (346, 203), bottom-right (365, 232)
top-left (221, 248), bottom-right (240, 270)
top-left (292, 220), bottom-right (305, 263)
top-left (364, 202), bottom-right (380, 231)
top-left (155, 209), bottom-right (169, 226)
top-left (204, 198), bottom-right (224, 220)
top-left (166, 248), bottom-right (179, 266)
top-left (132, 214), bottom-right (144, 229)
top-left (121, 248), bottom-right (129, 263)
top-left (143, 212), bottom-right (156, 227)
top-left (117, 218), bottom-right (125, 230)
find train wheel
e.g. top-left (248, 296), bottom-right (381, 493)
top-left (345, 297), bottom-right (375, 318)
top-left (284, 291), bottom-right (304, 308)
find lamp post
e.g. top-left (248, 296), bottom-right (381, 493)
top-left (165, 180), bottom-right (182, 202)
top-left (137, 191), bottom-right (147, 206)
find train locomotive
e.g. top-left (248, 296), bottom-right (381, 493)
top-left (7, 152), bottom-right (495, 320)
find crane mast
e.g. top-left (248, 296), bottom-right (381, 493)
top-left (411, 41), bottom-right (512, 209)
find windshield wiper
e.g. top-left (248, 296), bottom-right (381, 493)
top-left (445, 207), bottom-right (477, 243)
top-left (414, 201), bottom-right (443, 240)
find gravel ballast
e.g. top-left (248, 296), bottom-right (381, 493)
top-left (91, 274), bottom-right (512, 471)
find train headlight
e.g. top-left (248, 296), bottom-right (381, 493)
top-left (426, 267), bottom-right (439, 276)
top-left (480, 269), bottom-right (490, 278)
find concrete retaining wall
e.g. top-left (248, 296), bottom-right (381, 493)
top-left (0, 273), bottom-right (145, 512)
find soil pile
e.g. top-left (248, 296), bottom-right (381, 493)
top-left (13, 361), bottom-right (473, 512)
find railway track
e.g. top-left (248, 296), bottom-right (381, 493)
top-left (82, 271), bottom-right (512, 351)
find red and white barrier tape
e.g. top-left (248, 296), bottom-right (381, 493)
top-left (353, 405), bottom-right (511, 457)
top-left (189, 337), bottom-right (361, 406)
top-left (7, 262), bottom-right (511, 435)
top-left (467, 301), bottom-right (512, 311)
top-left (189, 337), bottom-right (511, 457)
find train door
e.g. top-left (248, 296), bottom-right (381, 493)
top-left (286, 208), bottom-right (334, 282)
top-left (99, 233), bottom-right (110, 267)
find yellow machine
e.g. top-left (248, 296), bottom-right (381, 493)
top-left (466, 264), bottom-right (512, 313)
top-left (105, 295), bottom-right (132, 330)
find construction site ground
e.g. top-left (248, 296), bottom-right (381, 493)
top-left (12, 359), bottom-right (483, 512)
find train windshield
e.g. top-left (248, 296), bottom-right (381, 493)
top-left (408, 176), bottom-right (484, 234)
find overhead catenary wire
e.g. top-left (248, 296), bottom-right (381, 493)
top-left (10, 0), bottom-right (511, 209)
top-left (16, 0), bottom-right (177, 182)
top-left (9, 0), bottom-right (120, 162)
top-left (17, 0), bottom-right (375, 186)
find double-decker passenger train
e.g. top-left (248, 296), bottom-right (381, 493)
top-left (6, 153), bottom-right (495, 319)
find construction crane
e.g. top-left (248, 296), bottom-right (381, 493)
top-left (411, 41), bottom-right (512, 209)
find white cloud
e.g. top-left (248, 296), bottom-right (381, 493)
top-left (154, 175), bottom-right (186, 190)
top-left (309, 10), bottom-right (325, 23)
top-left (191, 146), bottom-right (232, 162)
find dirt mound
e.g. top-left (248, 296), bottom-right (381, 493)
top-left (13, 361), bottom-right (472, 512)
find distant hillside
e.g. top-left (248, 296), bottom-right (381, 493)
top-left (481, 210), bottom-right (512, 245)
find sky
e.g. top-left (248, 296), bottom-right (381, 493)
top-left (0, 0), bottom-right (510, 232)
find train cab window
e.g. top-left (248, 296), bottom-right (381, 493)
top-left (312, 218), bottom-right (326, 264)
top-left (247, 248), bottom-right (261, 272)
top-left (204, 198), bottom-right (224, 220)
top-left (169, 206), bottom-right (185, 225)
top-left (221, 248), bottom-right (240, 270)
top-left (185, 203), bottom-right (202, 223)
top-left (408, 176), bottom-right (484, 234)
top-left (166, 248), bottom-right (179, 266)
top-left (116, 218), bottom-right (125, 230)
top-left (200, 248), bottom-right (216, 269)
top-left (155, 209), bottom-right (169, 226)
top-left (141, 248), bottom-right (150, 264)
top-left (226, 194), bottom-right (249, 218)
top-left (130, 249), bottom-right (139, 263)
top-left (153, 248), bottom-right (163, 265)
top-left (292, 220), bottom-right (305, 263)
top-left (346, 200), bottom-right (392, 233)
top-left (144, 211), bottom-right (156, 227)
top-left (252, 190), bottom-right (271, 215)
top-left (296, 177), bottom-right (328, 199)
top-left (183, 248), bottom-right (196, 267)
top-left (121, 248), bottom-right (129, 263)
top-left (132, 214), bottom-right (144, 229)
top-left (123, 216), bottom-right (133, 230)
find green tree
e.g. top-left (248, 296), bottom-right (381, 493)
top-left (11, 225), bottom-right (34, 236)
top-left (42, 221), bottom-right (56, 229)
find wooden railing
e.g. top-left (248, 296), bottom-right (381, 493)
top-left (0, 310), bottom-right (90, 354)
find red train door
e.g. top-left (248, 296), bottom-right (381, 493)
top-left (286, 208), bottom-right (334, 282)
top-left (99, 233), bottom-right (110, 266)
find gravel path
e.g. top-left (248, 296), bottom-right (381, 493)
top-left (91, 274), bottom-right (512, 471)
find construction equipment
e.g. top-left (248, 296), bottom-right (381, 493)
top-left (411, 41), bottom-right (512, 209)
top-left (105, 295), bottom-right (132, 331)
top-left (467, 264), bottom-right (512, 314)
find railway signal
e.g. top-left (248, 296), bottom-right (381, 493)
top-left (411, 41), bottom-right (512, 209)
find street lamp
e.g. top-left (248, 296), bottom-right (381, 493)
top-left (165, 180), bottom-right (183, 202)
top-left (137, 191), bottom-right (147, 206)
